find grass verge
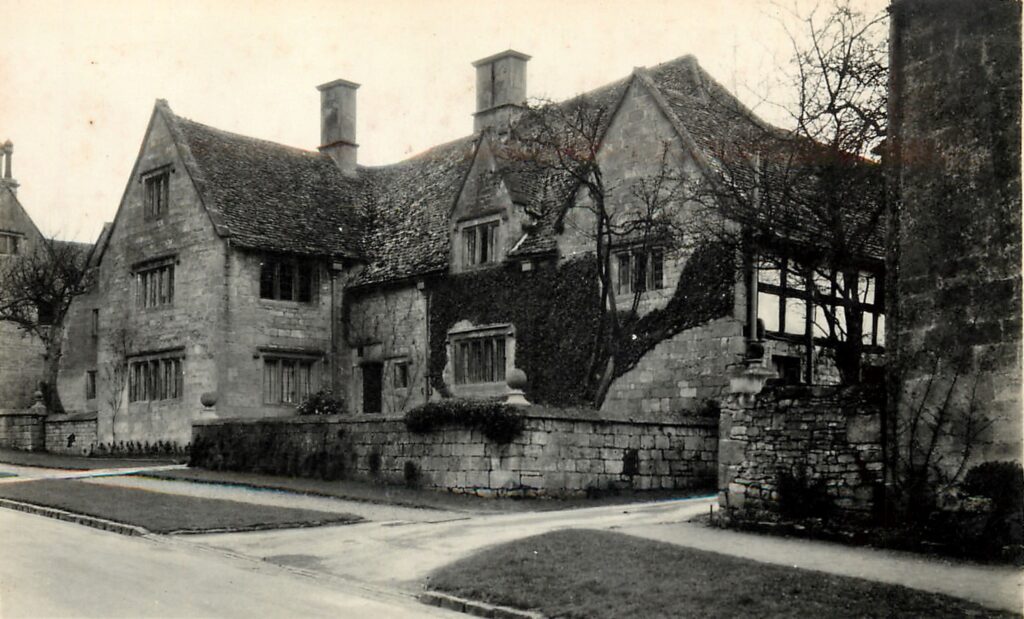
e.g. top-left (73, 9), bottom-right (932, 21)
top-left (426, 529), bottom-right (1018, 619)
top-left (0, 448), bottom-right (182, 470)
top-left (146, 467), bottom-right (709, 514)
top-left (0, 479), bottom-right (361, 533)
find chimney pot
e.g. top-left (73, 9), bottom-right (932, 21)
top-left (472, 50), bottom-right (530, 133)
top-left (316, 79), bottom-right (359, 175)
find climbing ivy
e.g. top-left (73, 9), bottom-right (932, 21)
top-left (428, 257), bottom-right (602, 406)
top-left (427, 241), bottom-right (735, 407)
top-left (612, 241), bottom-right (736, 379)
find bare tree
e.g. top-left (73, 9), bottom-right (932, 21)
top-left (687, 0), bottom-right (889, 384)
top-left (512, 99), bottom-right (689, 406)
top-left (0, 237), bottom-right (91, 412)
top-left (101, 319), bottom-right (134, 442)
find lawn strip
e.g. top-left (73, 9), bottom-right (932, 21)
top-left (145, 467), bottom-right (707, 513)
top-left (0, 478), bottom-right (361, 534)
top-left (426, 529), bottom-right (1019, 619)
top-left (0, 448), bottom-right (182, 471)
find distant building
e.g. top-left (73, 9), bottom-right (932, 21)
top-left (0, 141), bottom-right (48, 411)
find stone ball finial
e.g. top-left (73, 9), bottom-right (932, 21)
top-left (200, 392), bottom-right (218, 408)
top-left (33, 390), bottom-right (43, 403)
top-left (506, 368), bottom-right (528, 390)
top-left (2, 140), bottom-right (12, 153)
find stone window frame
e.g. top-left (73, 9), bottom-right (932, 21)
top-left (455, 215), bottom-right (503, 271)
top-left (85, 370), bottom-right (97, 401)
top-left (259, 254), bottom-right (318, 303)
top-left (260, 351), bottom-right (321, 405)
top-left (132, 255), bottom-right (176, 310)
top-left (0, 230), bottom-right (23, 255)
top-left (140, 164), bottom-right (173, 222)
top-left (90, 308), bottom-right (99, 339)
top-left (446, 322), bottom-right (516, 398)
top-left (757, 257), bottom-right (885, 349)
top-left (392, 358), bottom-right (411, 390)
top-left (613, 246), bottom-right (666, 297)
top-left (127, 349), bottom-right (184, 403)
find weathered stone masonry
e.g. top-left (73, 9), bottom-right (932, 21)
top-left (191, 407), bottom-right (718, 496)
top-left (888, 0), bottom-right (1022, 470)
top-left (718, 380), bottom-right (884, 522)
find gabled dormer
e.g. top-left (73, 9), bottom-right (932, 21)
top-left (450, 137), bottom-right (513, 273)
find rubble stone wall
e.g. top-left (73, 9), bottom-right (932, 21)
top-left (718, 384), bottom-right (885, 522)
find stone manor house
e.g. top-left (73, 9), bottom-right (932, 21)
top-left (54, 50), bottom-right (887, 447)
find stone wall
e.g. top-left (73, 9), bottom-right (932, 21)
top-left (344, 284), bottom-right (429, 414)
top-left (191, 406), bottom-right (718, 496)
top-left (888, 0), bottom-right (1022, 473)
top-left (603, 317), bottom-right (745, 417)
top-left (0, 411), bottom-right (44, 451)
top-left (44, 412), bottom-right (98, 456)
top-left (718, 379), bottom-right (885, 523)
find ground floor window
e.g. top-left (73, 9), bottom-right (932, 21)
top-left (263, 357), bottom-right (317, 404)
top-left (128, 355), bottom-right (183, 402)
top-left (452, 330), bottom-right (510, 385)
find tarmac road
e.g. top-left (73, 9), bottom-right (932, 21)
top-left (0, 508), bottom-right (461, 618)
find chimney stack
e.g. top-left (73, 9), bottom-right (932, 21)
top-left (1, 141), bottom-right (18, 194)
top-left (316, 79), bottom-right (359, 175)
top-left (472, 50), bottom-right (530, 133)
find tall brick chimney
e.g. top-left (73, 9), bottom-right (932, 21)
top-left (1, 140), bottom-right (18, 194)
top-left (317, 79), bottom-right (359, 175)
top-left (472, 50), bottom-right (530, 133)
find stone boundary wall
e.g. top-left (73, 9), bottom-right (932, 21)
top-left (191, 408), bottom-right (718, 497)
top-left (44, 413), bottom-right (99, 456)
top-left (0, 411), bottom-right (45, 451)
top-left (718, 383), bottom-right (884, 522)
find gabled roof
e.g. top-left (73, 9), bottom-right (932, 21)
top-left (160, 102), bottom-right (367, 258)
top-left (133, 53), bottom-right (880, 286)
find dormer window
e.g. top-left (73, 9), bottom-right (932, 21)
top-left (461, 220), bottom-right (501, 268)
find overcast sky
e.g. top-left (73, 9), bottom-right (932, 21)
top-left (0, 0), bottom-right (888, 242)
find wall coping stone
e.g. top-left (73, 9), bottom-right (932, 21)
top-left (194, 407), bottom-right (719, 429)
top-left (0, 410), bottom-right (46, 418)
top-left (45, 411), bottom-right (99, 423)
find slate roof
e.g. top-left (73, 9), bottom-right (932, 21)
top-left (161, 103), bottom-right (367, 258)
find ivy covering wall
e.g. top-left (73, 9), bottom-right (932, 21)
top-left (429, 257), bottom-right (602, 406)
top-left (428, 241), bottom-right (735, 407)
top-left (613, 241), bottom-right (736, 379)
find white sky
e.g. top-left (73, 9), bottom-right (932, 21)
top-left (0, 0), bottom-right (888, 242)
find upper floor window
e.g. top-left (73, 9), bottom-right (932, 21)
top-left (615, 248), bottom-right (664, 296)
top-left (393, 360), bottom-right (410, 389)
top-left (263, 356), bottom-right (317, 404)
top-left (134, 257), bottom-right (175, 309)
top-left (128, 353), bottom-right (183, 403)
top-left (85, 370), bottom-right (97, 401)
top-left (757, 259), bottom-right (885, 347)
top-left (462, 220), bottom-right (501, 268)
top-left (90, 309), bottom-right (99, 338)
top-left (260, 256), bottom-right (316, 302)
top-left (143, 169), bottom-right (170, 220)
top-left (0, 231), bottom-right (21, 255)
